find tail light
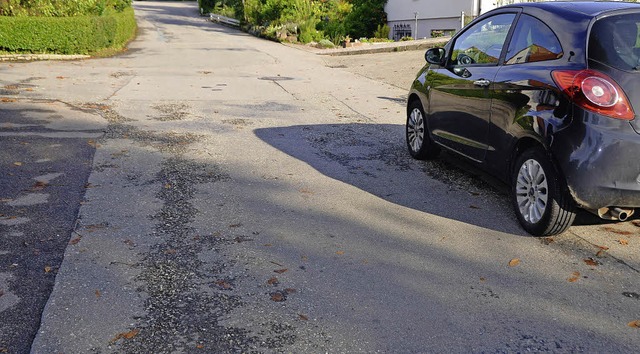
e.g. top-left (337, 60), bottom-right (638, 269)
top-left (552, 69), bottom-right (635, 120)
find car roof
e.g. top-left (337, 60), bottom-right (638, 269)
top-left (505, 1), bottom-right (640, 17)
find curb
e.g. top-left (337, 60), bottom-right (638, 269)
top-left (283, 37), bottom-right (450, 56)
top-left (0, 54), bottom-right (91, 62)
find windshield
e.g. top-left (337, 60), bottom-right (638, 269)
top-left (589, 13), bottom-right (640, 71)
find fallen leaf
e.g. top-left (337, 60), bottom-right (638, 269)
top-left (13, 162), bottom-right (22, 166)
top-left (602, 226), bottom-right (633, 235)
top-left (596, 249), bottom-right (607, 257)
top-left (25, 88), bottom-right (33, 92)
top-left (596, 245), bottom-right (610, 250)
top-left (267, 277), bottom-right (279, 286)
top-left (508, 258), bottom-right (521, 267)
top-left (618, 239), bottom-right (629, 246)
top-left (112, 329), bottom-right (140, 342)
top-left (32, 181), bottom-right (48, 190)
top-left (568, 271), bottom-right (580, 282)
top-left (274, 268), bottom-right (288, 274)
top-left (56, 76), bottom-right (65, 79)
top-left (584, 258), bottom-right (600, 267)
top-left (229, 223), bottom-right (242, 228)
top-left (69, 237), bottom-right (82, 245)
top-left (215, 280), bottom-right (232, 289)
top-left (264, 243), bottom-right (273, 247)
top-left (299, 188), bottom-right (314, 195)
top-left (479, 277), bottom-right (486, 282)
top-left (196, 344), bottom-right (204, 349)
top-left (270, 292), bottom-right (286, 302)
top-left (164, 183), bottom-right (171, 189)
top-left (1, 98), bottom-right (16, 103)
top-left (95, 290), bottom-right (101, 298)
top-left (541, 237), bottom-right (555, 245)
top-left (44, 266), bottom-right (52, 273)
top-left (298, 314), bottom-right (309, 321)
top-left (270, 261), bottom-right (284, 267)
top-left (628, 320), bottom-right (640, 328)
top-left (336, 250), bottom-right (345, 255)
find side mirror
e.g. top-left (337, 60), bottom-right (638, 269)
top-left (425, 48), bottom-right (446, 65)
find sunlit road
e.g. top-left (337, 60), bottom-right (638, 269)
top-left (1, 1), bottom-right (639, 352)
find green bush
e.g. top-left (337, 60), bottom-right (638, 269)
top-left (0, 0), bottom-right (132, 17)
top-left (0, 7), bottom-right (137, 54)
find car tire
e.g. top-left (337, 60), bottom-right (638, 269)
top-left (511, 147), bottom-right (576, 236)
top-left (406, 99), bottom-right (440, 160)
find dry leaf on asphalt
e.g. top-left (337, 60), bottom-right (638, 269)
top-left (112, 329), bottom-right (140, 342)
top-left (628, 320), bottom-right (640, 328)
top-left (274, 268), bottom-right (288, 274)
top-left (568, 272), bottom-right (580, 282)
top-left (13, 162), bottom-right (22, 166)
top-left (508, 258), bottom-right (521, 267)
top-left (298, 314), bottom-right (309, 321)
top-left (267, 277), bottom-right (279, 286)
top-left (618, 239), bottom-right (629, 246)
top-left (584, 258), bottom-right (600, 267)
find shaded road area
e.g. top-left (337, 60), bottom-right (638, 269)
top-left (1, 1), bottom-right (639, 353)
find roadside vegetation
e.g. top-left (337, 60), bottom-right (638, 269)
top-left (0, 0), bottom-right (136, 55)
top-left (198, 0), bottom-right (389, 45)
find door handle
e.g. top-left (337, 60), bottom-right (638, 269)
top-left (473, 79), bottom-right (491, 87)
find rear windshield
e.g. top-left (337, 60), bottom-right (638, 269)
top-left (589, 13), bottom-right (640, 71)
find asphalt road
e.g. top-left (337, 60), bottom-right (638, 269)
top-left (1, 1), bottom-right (640, 353)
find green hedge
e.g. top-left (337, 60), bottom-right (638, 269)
top-left (0, 7), bottom-right (136, 54)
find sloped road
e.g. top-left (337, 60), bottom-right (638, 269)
top-left (0, 2), bottom-right (639, 353)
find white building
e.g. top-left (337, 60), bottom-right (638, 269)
top-left (385, 0), bottom-right (536, 40)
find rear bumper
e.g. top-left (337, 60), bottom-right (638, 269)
top-left (552, 111), bottom-right (640, 210)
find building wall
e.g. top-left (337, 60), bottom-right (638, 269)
top-left (384, 0), bottom-right (501, 39)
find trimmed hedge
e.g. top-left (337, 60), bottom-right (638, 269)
top-left (0, 7), bottom-right (136, 54)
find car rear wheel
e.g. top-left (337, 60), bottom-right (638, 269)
top-left (511, 148), bottom-right (576, 236)
top-left (406, 100), bottom-right (439, 160)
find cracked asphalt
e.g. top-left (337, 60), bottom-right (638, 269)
top-left (1, 1), bottom-right (640, 353)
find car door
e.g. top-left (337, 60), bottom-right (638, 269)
top-left (487, 13), bottom-right (567, 181)
top-left (427, 12), bottom-right (517, 162)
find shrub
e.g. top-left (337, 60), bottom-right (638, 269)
top-left (0, 7), bottom-right (137, 54)
top-left (0, 0), bottom-right (131, 17)
top-left (317, 38), bottom-right (334, 48)
top-left (373, 23), bottom-right (389, 39)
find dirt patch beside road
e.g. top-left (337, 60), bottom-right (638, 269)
top-left (322, 50), bottom-right (428, 90)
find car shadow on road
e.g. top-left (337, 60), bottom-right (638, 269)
top-left (255, 123), bottom-right (533, 236)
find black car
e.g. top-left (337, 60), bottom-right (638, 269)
top-left (406, 1), bottom-right (640, 236)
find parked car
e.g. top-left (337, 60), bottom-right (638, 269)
top-left (406, 1), bottom-right (640, 236)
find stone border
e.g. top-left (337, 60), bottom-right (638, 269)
top-left (0, 54), bottom-right (91, 61)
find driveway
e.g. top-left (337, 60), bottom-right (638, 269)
top-left (1, 1), bottom-right (639, 352)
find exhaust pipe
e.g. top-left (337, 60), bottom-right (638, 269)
top-left (611, 208), bottom-right (632, 222)
top-left (591, 207), bottom-right (635, 221)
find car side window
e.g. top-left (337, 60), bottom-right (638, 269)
top-left (451, 13), bottom-right (516, 66)
top-left (505, 14), bottom-right (563, 64)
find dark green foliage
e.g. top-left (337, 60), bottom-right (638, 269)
top-left (0, 7), bottom-right (136, 54)
top-left (0, 0), bottom-right (132, 17)
top-left (198, 0), bottom-right (216, 14)
top-left (344, 0), bottom-right (387, 39)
